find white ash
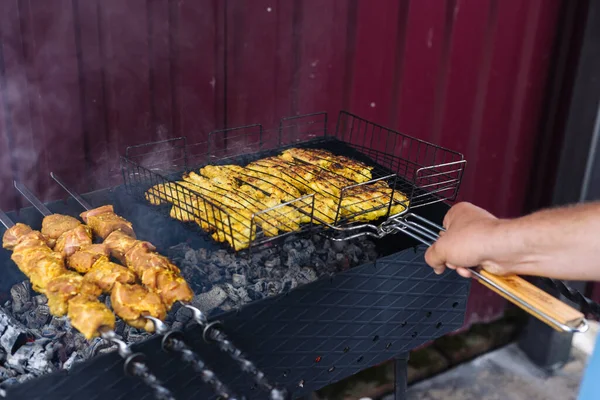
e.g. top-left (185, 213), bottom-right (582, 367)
top-left (0, 282), bottom-right (161, 389)
top-left (169, 233), bottom-right (378, 318)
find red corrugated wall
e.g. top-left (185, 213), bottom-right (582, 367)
top-left (0, 0), bottom-right (564, 326)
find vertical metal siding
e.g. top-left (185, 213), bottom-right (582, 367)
top-left (0, 0), bottom-right (564, 326)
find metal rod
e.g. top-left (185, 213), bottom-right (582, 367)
top-left (50, 173), bottom-right (287, 400)
top-left (13, 181), bottom-right (52, 216)
top-left (182, 303), bottom-right (289, 400)
top-left (50, 172), bottom-right (93, 210)
top-left (99, 328), bottom-right (175, 400)
top-left (145, 316), bottom-right (241, 400)
top-left (0, 209), bottom-right (15, 229)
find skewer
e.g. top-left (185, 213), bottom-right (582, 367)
top-left (51, 172), bottom-right (290, 400)
top-left (10, 181), bottom-right (176, 400)
top-left (46, 176), bottom-right (240, 399)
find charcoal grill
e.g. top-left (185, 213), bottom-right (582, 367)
top-left (0, 111), bottom-right (588, 400)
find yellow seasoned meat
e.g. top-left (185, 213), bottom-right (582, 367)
top-left (54, 224), bottom-right (93, 257)
top-left (144, 182), bottom-right (181, 205)
top-left (2, 223), bottom-right (36, 250)
top-left (279, 148), bottom-right (336, 167)
top-left (111, 282), bottom-right (167, 332)
top-left (185, 171), bottom-right (306, 237)
top-left (41, 214), bottom-right (82, 248)
top-left (80, 205), bottom-right (135, 239)
top-left (144, 147), bottom-right (409, 249)
top-left (341, 186), bottom-right (409, 222)
top-left (280, 148), bottom-right (373, 183)
top-left (67, 294), bottom-right (115, 339)
top-left (83, 256), bottom-right (137, 293)
top-left (67, 243), bottom-right (110, 273)
top-left (46, 272), bottom-right (102, 316)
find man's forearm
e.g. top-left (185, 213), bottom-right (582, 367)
top-left (493, 201), bottom-right (600, 280)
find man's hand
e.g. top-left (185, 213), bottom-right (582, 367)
top-left (424, 202), bottom-right (514, 278)
top-left (424, 200), bottom-right (600, 282)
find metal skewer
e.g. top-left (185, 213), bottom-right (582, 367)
top-left (145, 317), bottom-right (241, 400)
top-left (12, 181), bottom-right (176, 400)
top-left (50, 172), bottom-right (289, 400)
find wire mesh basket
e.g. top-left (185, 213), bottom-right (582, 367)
top-left (121, 111), bottom-right (466, 251)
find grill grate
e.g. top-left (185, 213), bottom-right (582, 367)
top-left (121, 111), bottom-right (466, 252)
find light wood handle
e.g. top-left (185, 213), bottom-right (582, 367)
top-left (476, 270), bottom-right (585, 332)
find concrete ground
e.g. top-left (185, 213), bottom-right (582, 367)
top-left (388, 321), bottom-right (599, 400)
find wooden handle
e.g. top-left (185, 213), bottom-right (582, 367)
top-left (476, 270), bottom-right (585, 332)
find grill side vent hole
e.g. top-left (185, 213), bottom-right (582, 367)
top-left (436, 322), bottom-right (442, 329)
top-left (411, 331), bottom-right (418, 338)
top-left (452, 301), bottom-right (459, 308)
top-left (401, 321), bottom-right (407, 327)
top-left (283, 369), bottom-right (290, 377)
top-left (315, 356), bottom-right (322, 363)
top-left (372, 335), bottom-right (379, 342)
top-left (386, 343), bottom-right (392, 349)
top-left (343, 346), bottom-right (350, 353)
top-left (426, 311), bottom-right (432, 318)
top-left (357, 356), bottom-right (364, 363)
top-left (328, 366), bottom-right (335, 373)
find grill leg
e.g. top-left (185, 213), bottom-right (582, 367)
top-left (394, 354), bottom-right (409, 400)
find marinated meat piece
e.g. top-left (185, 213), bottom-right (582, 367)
top-left (41, 214), bottom-right (82, 248)
top-left (67, 294), bottom-right (115, 339)
top-left (124, 242), bottom-right (179, 276)
top-left (27, 254), bottom-right (67, 293)
top-left (111, 282), bottom-right (167, 332)
top-left (2, 223), bottom-right (34, 250)
top-left (104, 230), bottom-right (146, 263)
top-left (280, 148), bottom-right (373, 183)
top-left (54, 224), bottom-right (93, 257)
top-left (83, 256), bottom-right (136, 293)
top-left (279, 148), bottom-right (337, 167)
top-left (11, 246), bottom-right (54, 277)
top-left (67, 243), bottom-right (110, 273)
top-left (46, 272), bottom-right (101, 316)
top-left (80, 205), bottom-right (135, 239)
top-left (139, 267), bottom-right (194, 308)
top-left (5, 228), bottom-right (48, 252)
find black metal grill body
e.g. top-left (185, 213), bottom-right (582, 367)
top-left (0, 187), bottom-right (470, 400)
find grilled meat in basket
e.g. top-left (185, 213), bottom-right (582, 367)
top-left (145, 147), bottom-right (409, 250)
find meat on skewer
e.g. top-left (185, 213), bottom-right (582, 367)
top-left (36, 214), bottom-right (136, 293)
top-left (41, 205), bottom-right (192, 315)
top-left (3, 222), bottom-right (167, 336)
top-left (80, 205), bottom-right (135, 239)
top-left (3, 224), bottom-right (115, 339)
top-left (104, 230), bottom-right (193, 308)
top-left (39, 215), bottom-right (167, 332)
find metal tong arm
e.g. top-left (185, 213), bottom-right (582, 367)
top-left (393, 213), bottom-right (589, 334)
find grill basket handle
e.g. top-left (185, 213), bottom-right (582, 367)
top-left (390, 213), bottom-right (589, 334)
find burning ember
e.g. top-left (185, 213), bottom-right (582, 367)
top-left (0, 280), bottom-right (151, 388)
top-left (168, 232), bottom-right (379, 322)
top-left (0, 232), bottom-right (377, 388)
